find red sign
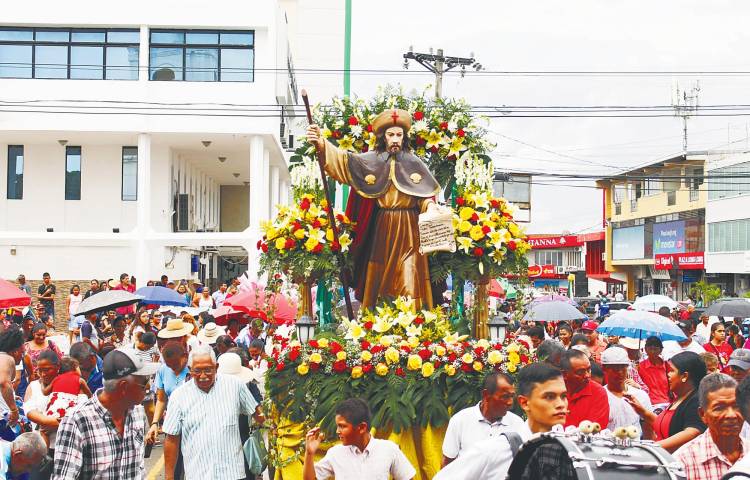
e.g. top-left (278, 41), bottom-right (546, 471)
top-left (527, 235), bottom-right (583, 249)
top-left (528, 264), bottom-right (559, 278)
top-left (654, 252), bottom-right (704, 270)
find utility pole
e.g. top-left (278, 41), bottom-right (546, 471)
top-left (403, 47), bottom-right (482, 98)
top-left (672, 81), bottom-right (700, 153)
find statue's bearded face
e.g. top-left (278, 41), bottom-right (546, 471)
top-left (384, 126), bottom-right (404, 153)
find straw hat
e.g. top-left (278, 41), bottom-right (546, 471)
top-left (197, 322), bottom-right (226, 345)
top-left (217, 352), bottom-right (253, 383)
top-left (157, 318), bottom-right (194, 339)
top-left (371, 108), bottom-right (411, 136)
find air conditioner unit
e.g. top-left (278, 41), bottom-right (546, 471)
top-left (572, 246), bottom-right (582, 252)
top-left (176, 194), bottom-right (194, 232)
top-left (556, 266), bottom-right (565, 275)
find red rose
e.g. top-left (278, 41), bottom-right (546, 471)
top-left (292, 221), bottom-right (302, 231)
top-left (370, 345), bottom-right (383, 354)
top-left (447, 154), bottom-right (457, 161)
top-left (473, 247), bottom-right (484, 257)
top-left (414, 316), bottom-right (424, 325)
top-left (461, 363), bottom-right (472, 372)
top-left (364, 321), bottom-right (374, 330)
top-left (415, 136), bottom-right (426, 146)
top-left (434, 361), bottom-right (442, 369)
top-left (366, 124), bottom-right (373, 132)
top-left (333, 360), bottom-right (347, 373)
top-left (490, 199), bottom-right (500, 209)
top-left (482, 226), bottom-right (491, 234)
top-left (456, 128), bottom-right (465, 137)
top-left (332, 130), bottom-right (342, 139)
top-left (517, 339), bottom-right (530, 350)
top-left (413, 111), bottom-right (424, 121)
top-left (423, 341), bottom-right (432, 347)
top-left (330, 240), bottom-right (341, 252)
top-left (284, 238), bottom-right (296, 250)
top-left (471, 213), bottom-right (479, 222)
top-left (507, 240), bottom-right (517, 251)
top-left (503, 211), bottom-right (513, 219)
top-left (439, 121), bottom-right (449, 130)
top-left (430, 146), bottom-right (439, 153)
top-left (395, 367), bottom-right (405, 377)
top-left (309, 339), bottom-right (319, 349)
top-left (456, 197), bottom-right (465, 206)
top-left (276, 362), bottom-right (286, 371)
top-left (261, 244), bottom-right (268, 253)
top-left (312, 243), bottom-right (323, 254)
top-left (289, 348), bottom-right (300, 361)
top-left (256, 240), bottom-right (262, 250)
top-left (362, 363), bottom-right (373, 374)
top-left (310, 362), bottom-right (321, 371)
top-left (300, 198), bottom-right (311, 210)
top-left (330, 341), bottom-right (343, 354)
top-left (348, 116), bottom-right (359, 126)
top-left (361, 340), bottom-right (371, 350)
top-left (312, 219), bottom-right (321, 229)
top-left (448, 353), bottom-right (457, 362)
top-left (474, 347), bottom-right (485, 356)
top-left (400, 345), bottom-right (412, 353)
top-left (418, 349), bottom-right (432, 361)
top-left (362, 144), bottom-right (369, 152)
top-left (520, 354), bottom-right (529, 363)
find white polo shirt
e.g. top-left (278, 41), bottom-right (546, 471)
top-left (606, 385), bottom-right (652, 438)
top-left (662, 339), bottom-right (704, 361)
top-left (314, 437), bottom-right (416, 480)
top-left (434, 420), bottom-right (532, 480)
top-left (442, 403), bottom-right (525, 460)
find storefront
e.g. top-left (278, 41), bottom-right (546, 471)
top-left (653, 251), bottom-right (705, 301)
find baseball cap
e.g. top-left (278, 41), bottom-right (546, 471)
top-left (102, 348), bottom-right (159, 380)
top-left (729, 348), bottom-right (750, 371)
top-left (581, 320), bottom-right (599, 331)
top-left (676, 319), bottom-right (692, 330)
top-left (601, 346), bottom-right (630, 365)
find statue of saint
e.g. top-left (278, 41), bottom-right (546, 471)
top-left (306, 109), bottom-right (441, 310)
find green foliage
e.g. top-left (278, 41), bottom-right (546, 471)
top-left (368, 375), bottom-right (416, 433)
top-left (691, 280), bottom-right (722, 305)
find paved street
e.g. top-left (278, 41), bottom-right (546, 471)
top-left (144, 443), bottom-right (165, 480)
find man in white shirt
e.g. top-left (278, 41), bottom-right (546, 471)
top-left (434, 363), bottom-right (568, 480)
top-left (662, 320), bottom-right (705, 360)
top-left (211, 283), bottom-right (229, 308)
top-left (303, 398), bottom-right (415, 480)
top-left (441, 371), bottom-right (524, 466)
top-left (695, 314), bottom-right (717, 344)
top-left (601, 346), bottom-right (653, 439)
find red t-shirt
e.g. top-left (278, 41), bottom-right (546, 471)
top-left (564, 380), bottom-right (610, 429)
top-left (51, 371), bottom-right (82, 395)
top-left (113, 283), bottom-right (136, 315)
top-left (638, 358), bottom-right (671, 405)
top-left (704, 341), bottom-right (733, 371)
top-left (654, 408), bottom-right (677, 440)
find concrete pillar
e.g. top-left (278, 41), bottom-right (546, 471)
top-left (270, 166), bottom-right (280, 216)
top-left (279, 179), bottom-right (289, 206)
top-left (246, 136), bottom-right (269, 279)
top-left (138, 26), bottom-right (149, 82)
top-left (135, 133), bottom-right (152, 283)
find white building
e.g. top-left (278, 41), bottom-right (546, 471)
top-left (705, 150), bottom-right (750, 294)
top-left (0, 0), bottom-right (344, 289)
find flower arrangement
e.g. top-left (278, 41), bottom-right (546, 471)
top-left (257, 194), bottom-right (354, 280)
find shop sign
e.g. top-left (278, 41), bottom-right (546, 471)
top-left (613, 226), bottom-right (645, 260)
top-left (654, 251), bottom-right (704, 270)
top-left (527, 235), bottom-right (583, 249)
top-left (528, 264), bottom-right (558, 278)
top-left (653, 221), bottom-right (685, 255)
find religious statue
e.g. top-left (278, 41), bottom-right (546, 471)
top-left (306, 109), bottom-right (443, 310)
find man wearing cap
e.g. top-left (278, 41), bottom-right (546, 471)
top-left (728, 348), bottom-right (750, 383)
top-left (581, 320), bottom-right (607, 364)
top-left (53, 348), bottom-right (159, 479)
top-left (306, 110), bottom-right (444, 310)
top-left (162, 345), bottom-right (263, 480)
top-left (601, 346), bottom-right (653, 439)
top-left (663, 319), bottom-right (704, 361)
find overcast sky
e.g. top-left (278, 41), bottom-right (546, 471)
top-left (313, 0), bottom-right (750, 234)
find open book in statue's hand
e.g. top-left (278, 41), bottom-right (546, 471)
top-left (418, 205), bottom-right (456, 255)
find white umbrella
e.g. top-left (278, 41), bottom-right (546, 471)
top-left (632, 294), bottom-right (679, 312)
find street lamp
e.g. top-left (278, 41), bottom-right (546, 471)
top-left (488, 315), bottom-right (508, 343)
top-left (295, 315), bottom-right (317, 344)
top-left (567, 273), bottom-right (576, 299)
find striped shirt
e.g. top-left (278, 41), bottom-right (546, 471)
top-left (162, 374), bottom-right (258, 480)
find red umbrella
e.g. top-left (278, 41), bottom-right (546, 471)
top-left (0, 278), bottom-right (31, 308)
top-left (224, 284), bottom-right (297, 325)
top-left (489, 279), bottom-right (505, 298)
top-left (209, 305), bottom-right (246, 326)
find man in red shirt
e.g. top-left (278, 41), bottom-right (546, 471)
top-left (113, 273), bottom-right (136, 315)
top-left (581, 320), bottom-right (607, 364)
top-left (562, 349), bottom-right (609, 428)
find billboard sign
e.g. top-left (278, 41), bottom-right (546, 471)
top-left (612, 226), bottom-right (645, 260)
top-left (653, 221), bottom-right (685, 255)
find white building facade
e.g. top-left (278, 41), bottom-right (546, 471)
top-left (0, 0), bottom-right (345, 290)
top-left (704, 151), bottom-right (750, 294)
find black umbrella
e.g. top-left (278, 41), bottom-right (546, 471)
top-left (705, 299), bottom-right (750, 318)
top-left (75, 290), bottom-right (143, 316)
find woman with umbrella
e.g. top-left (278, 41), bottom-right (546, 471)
top-left (704, 322), bottom-right (733, 371)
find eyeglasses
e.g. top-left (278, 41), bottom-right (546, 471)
top-left (190, 368), bottom-right (216, 376)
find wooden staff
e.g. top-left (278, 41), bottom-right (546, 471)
top-left (301, 89), bottom-right (355, 322)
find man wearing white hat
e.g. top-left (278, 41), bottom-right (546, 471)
top-left (601, 346), bottom-right (653, 439)
top-left (197, 322), bottom-right (226, 346)
top-left (158, 318), bottom-right (195, 352)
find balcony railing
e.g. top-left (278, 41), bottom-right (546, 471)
top-left (614, 203), bottom-right (621, 215)
top-left (630, 199), bottom-right (638, 212)
top-left (689, 188), bottom-right (699, 202)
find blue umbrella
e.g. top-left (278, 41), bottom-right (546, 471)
top-left (135, 286), bottom-right (189, 306)
top-left (597, 310), bottom-right (687, 342)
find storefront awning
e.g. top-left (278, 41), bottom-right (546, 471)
top-left (588, 273), bottom-right (626, 284)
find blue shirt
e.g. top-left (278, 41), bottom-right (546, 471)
top-left (154, 364), bottom-right (189, 398)
top-left (0, 442), bottom-right (9, 478)
top-left (87, 356), bottom-right (104, 392)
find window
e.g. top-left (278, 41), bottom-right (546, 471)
top-left (534, 250), bottom-right (563, 266)
top-left (709, 219), bottom-right (750, 252)
top-left (0, 27), bottom-right (139, 79)
top-left (149, 29), bottom-right (254, 82)
top-left (65, 146), bottom-right (81, 200)
top-left (6, 145), bottom-right (23, 199)
top-left (643, 178), bottom-right (661, 196)
top-left (122, 147), bottom-right (137, 201)
top-left (708, 161), bottom-right (750, 200)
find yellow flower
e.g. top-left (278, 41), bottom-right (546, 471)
top-left (385, 347), bottom-right (400, 365)
top-left (360, 350), bottom-right (373, 362)
top-left (317, 338), bottom-right (329, 349)
top-left (336, 351), bottom-right (347, 361)
top-left (422, 311), bottom-right (437, 324)
top-left (405, 325), bottom-right (422, 338)
top-left (448, 136), bottom-right (466, 157)
top-left (473, 361), bottom-right (483, 372)
top-left (326, 228), bottom-right (334, 242)
top-left (506, 362), bottom-right (517, 373)
top-left (505, 342), bottom-right (520, 353)
top-left (425, 129), bottom-right (444, 149)
top-left (469, 225), bottom-right (485, 241)
top-left (459, 207), bottom-right (475, 221)
top-left (407, 354), bottom-right (423, 371)
top-left (294, 229), bottom-right (306, 240)
top-left (274, 237), bottom-right (287, 251)
top-left (395, 296), bottom-right (416, 313)
top-left (375, 363), bottom-right (389, 376)
top-left (309, 352), bottom-right (322, 364)
top-left (289, 340), bottom-right (301, 348)
top-left (476, 339), bottom-right (490, 349)
top-left (338, 135), bottom-right (355, 151)
top-left (457, 236), bottom-right (474, 254)
top-left (461, 353), bottom-right (474, 364)
top-left (322, 128), bottom-right (333, 138)
top-left (458, 220), bottom-right (472, 233)
top-left (339, 233), bottom-right (352, 251)
top-left (508, 352), bottom-right (521, 365)
top-left (421, 362), bottom-right (435, 378)
top-left (407, 336), bottom-right (420, 349)
top-left (444, 364), bottom-right (457, 376)
top-left (351, 366), bottom-right (363, 379)
top-left (487, 350), bottom-right (503, 365)
top-left (266, 227), bottom-right (279, 240)
top-left (304, 237), bottom-right (319, 252)
top-left (297, 363), bottom-right (309, 375)
top-left (380, 335), bottom-right (393, 347)
top-left (509, 222), bottom-right (521, 237)
top-left (435, 345), bottom-right (447, 356)
top-left (372, 317), bottom-right (393, 334)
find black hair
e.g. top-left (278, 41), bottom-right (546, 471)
top-left (120, 273), bottom-right (129, 281)
top-left (671, 351), bottom-right (708, 390)
top-left (557, 324), bottom-right (573, 336)
top-left (658, 306), bottom-right (671, 317)
top-left (0, 326), bottom-right (25, 354)
top-left (517, 363), bottom-right (563, 397)
top-left (216, 335), bottom-right (236, 348)
top-left (140, 332), bottom-right (157, 346)
top-left (112, 316), bottom-right (125, 327)
top-left (527, 325), bottom-right (545, 340)
top-left (162, 341), bottom-right (187, 360)
top-left (37, 349), bottom-right (60, 365)
top-left (68, 342), bottom-right (94, 363)
top-left (710, 322), bottom-right (725, 339)
top-left (31, 322), bottom-right (48, 335)
top-left (227, 347), bottom-right (250, 367)
top-left (99, 344), bottom-right (116, 358)
top-left (335, 397), bottom-right (371, 429)
top-left (590, 361), bottom-right (604, 379)
top-left (482, 371), bottom-right (513, 393)
top-left (570, 333), bottom-right (588, 347)
top-left (248, 339), bottom-right (265, 351)
top-left (737, 375), bottom-right (750, 420)
top-left (42, 272), bottom-right (50, 278)
top-left (536, 340), bottom-right (566, 367)
top-left (645, 336), bottom-right (663, 348)
top-left (60, 356), bottom-right (79, 374)
top-left (560, 349), bottom-right (589, 372)
top-left (70, 284), bottom-right (80, 293)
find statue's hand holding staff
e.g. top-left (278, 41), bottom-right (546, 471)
top-left (306, 125), bottom-right (325, 151)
